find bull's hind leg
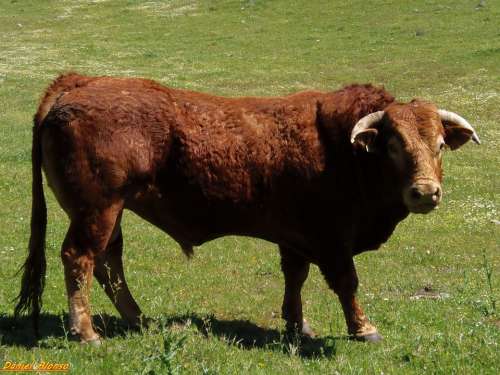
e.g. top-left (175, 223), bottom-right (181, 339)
top-left (279, 246), bottom-right (315, 338)
top-left (320, 256), bottom-right (382, 342)
top-left (61, 204), bottom-right (122, 344)
top-left (93, 221), bottom-right (143, 328)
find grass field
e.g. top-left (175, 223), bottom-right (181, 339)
top-left (0, 0), bottom-right (499, 373)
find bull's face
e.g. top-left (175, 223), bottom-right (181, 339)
top-left (351, 101), bottom-right (480, 214)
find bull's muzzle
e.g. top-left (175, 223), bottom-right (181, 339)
top-left (404, 180), bottom-right (442, 214)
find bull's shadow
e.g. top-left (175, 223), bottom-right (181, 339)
top-left (0, 313), bottom-right (129, 348)
top-left (162, 313), bottom-right (339, 358)
top-left (0, 312), bottom-right (338, 357)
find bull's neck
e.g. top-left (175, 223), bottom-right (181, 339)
top-left (352, 152), bottom-right (409, 216)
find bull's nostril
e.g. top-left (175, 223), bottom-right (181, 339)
top-left (410, 187), bottom-right (423, 200)
top-left (433, 186), bottom-right (442, 201)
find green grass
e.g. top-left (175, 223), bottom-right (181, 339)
top-left (0, 0), bottom-right (498, 373)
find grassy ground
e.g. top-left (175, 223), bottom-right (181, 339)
top-left (0, 0), bottom-right (498, 373)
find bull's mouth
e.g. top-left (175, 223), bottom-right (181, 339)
top-left (407, 203), bottom-right (439, 214)
top-left (403, 180), bottom-right (443, 214)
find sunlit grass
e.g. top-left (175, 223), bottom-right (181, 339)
top-left (0, 1), bottom-right (498, 373)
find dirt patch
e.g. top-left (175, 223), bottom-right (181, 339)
top-left (128, 1), bottom-right (198, 17)
top-left (489, 318), bottom-right (500, 328)
top-left (410, 285), bottom-right (450, 300)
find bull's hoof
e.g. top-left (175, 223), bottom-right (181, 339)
top-left (352, 332), bottom-right (383, 343)
top-left (301, 319), bottom-right (316, 338)
top-left (75, 334), bottom-right (102, 346)
top-left (69, 329), bottom-right (102, 345)
top-left (72, 330), bottom-right (102, 346)
top-left (285, 319), bottom-right (316, 340)
top-left (86, 337), bottom-right (102, 346)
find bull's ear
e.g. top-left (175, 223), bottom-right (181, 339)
top-left (442, 122), bottom-right (474, 150)
top-left (352, 128), bottom-right (378, 152)
top-left (438, 110), bottom-right (480, 150)
top-left (350, 111), bottom-right (384, 152)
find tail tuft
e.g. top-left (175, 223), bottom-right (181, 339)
top-left (180, 242), bottom-right (194, 258)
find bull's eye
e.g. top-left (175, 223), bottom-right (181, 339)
top-left (386, 138), bottom-right (405, 168)
top-left (387, 141), bottom-right (399, 156)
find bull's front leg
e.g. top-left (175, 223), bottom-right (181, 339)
top-left (279, 246), bottom-right (315, 338)
top-left (320, 256), bottom-right (382, 342)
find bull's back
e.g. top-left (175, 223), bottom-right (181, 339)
top-left (37, 74), bottom-right (326, 211)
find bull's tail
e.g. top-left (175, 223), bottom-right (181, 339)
top-left (14, 119), bottom-right (47, 336)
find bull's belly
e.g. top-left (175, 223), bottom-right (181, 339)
top-left (124, 191), bottom-right (272, 248)
top-left (123, 186), bottom-right (316, 257)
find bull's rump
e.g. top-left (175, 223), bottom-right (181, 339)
top-left (39, 82), bottom-right (169, 211)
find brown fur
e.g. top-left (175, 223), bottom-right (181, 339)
top-left (16, 73), bottom-right (473, 342)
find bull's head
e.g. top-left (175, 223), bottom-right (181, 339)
top-left (350, 101), bottom-right (480, 214)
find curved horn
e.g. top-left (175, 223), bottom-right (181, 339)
top-left (438, 109), bottom-right (481, 145)
top-left (350, 111), bottom-right (385, 144)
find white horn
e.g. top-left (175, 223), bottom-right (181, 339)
top-left (350, 111), bottom-right (385, 144)
top-left (438, 109), bottom-right (481, 145)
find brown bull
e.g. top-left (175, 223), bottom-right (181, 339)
top-left (15, 73), bottom-right (479, 344)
